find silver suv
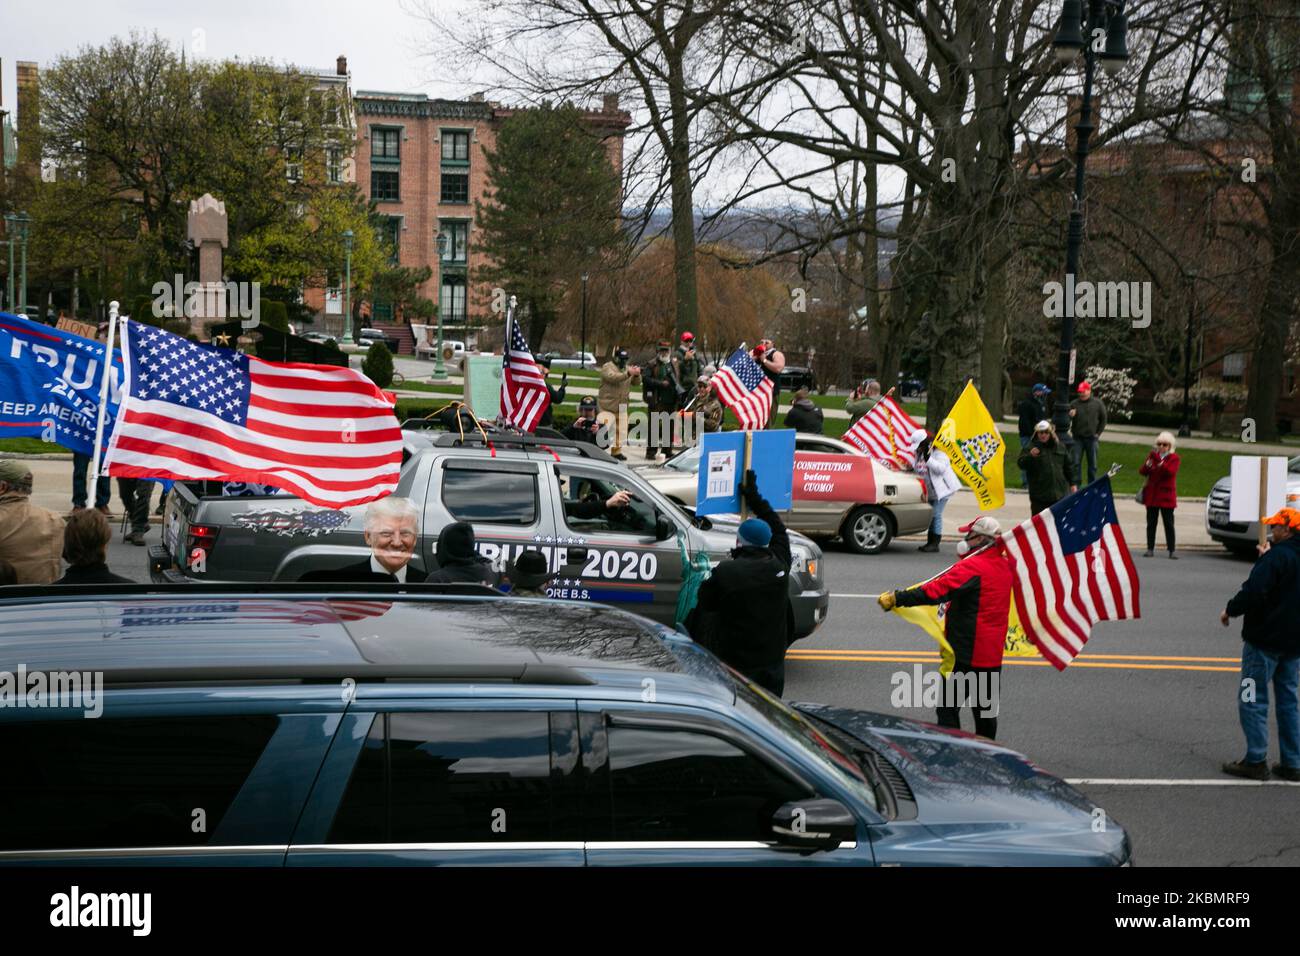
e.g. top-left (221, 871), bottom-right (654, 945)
top-left (1205, 455), bottom-right (1300, 556)
top-left (151, 431), bottom-right (830, 638)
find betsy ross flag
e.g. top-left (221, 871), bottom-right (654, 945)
top-left (843, 394), bottom-right (922, 469)
top-left (999, 478), bottom-right (1141, 670)
top-left (712, 347), bottom-right (773, 430)
top-left (102, 319), bottom-right (402, 508)
top-left (500, 313), bottom-right (550, 432)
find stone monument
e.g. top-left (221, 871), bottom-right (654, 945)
top-left (186, 194), bottom-right (229, 337)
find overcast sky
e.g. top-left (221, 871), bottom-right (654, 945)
top-left (0, 0), bottom-right (464, 109)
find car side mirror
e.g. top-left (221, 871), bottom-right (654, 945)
top-left (654, 514), bottom-right (675, 541)
top-left (771, 798), bottom-right (857, 851)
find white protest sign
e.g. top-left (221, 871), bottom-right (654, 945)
top-left (1228, 456), bottom-right (1288, 524)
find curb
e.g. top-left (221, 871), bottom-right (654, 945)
top-left (0, 451), bottom-right (74, 461)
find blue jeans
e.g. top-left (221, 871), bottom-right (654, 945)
top-left (1238, 641), bottom-right (1300, 768)
top-left (930, 494), bottom-right (949, 536)
top-left (71, 451), bottom-right (111, 509)
top-left (1071, 436), bottom-right (1099, 485)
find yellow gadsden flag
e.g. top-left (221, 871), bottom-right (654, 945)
top-left (891, 571), bottom-right (1040, 676)
top-left (933, 380), bottom-right (1005, 510)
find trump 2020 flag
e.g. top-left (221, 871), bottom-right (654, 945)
top-left (712, 347), bottom-right (773, 430)
top-left (999, 477), bottom-right (1141, 670)
top-left (103, 318), bottom-right (402, 508)
top-left (934, 380), bottom-right (1005, 510)
top-left (0, 312), bottom-right (122, 456)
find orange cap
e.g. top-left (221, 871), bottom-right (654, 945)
top-left (1262, 507), bottom-right (1300, 530)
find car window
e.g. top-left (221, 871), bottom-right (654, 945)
top-left (664, 445), bottom-right (701, 473)
top-left (443, 468), bottom-right (538, 525)
top-left (328, 712), bottom-right (564, 843)
top-left (556, 467), bottom-right (655, 536)
top-left (1, 716), bottom-right (279, 850)
top-left (1290, 455), bottom-right (1299, 473)
top-left (605, 726), bottom-right (813, 841)
top-left (796, 438), bottom-right (841, 454)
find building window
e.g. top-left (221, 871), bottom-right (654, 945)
top-left (1222, 353), bottom-right (1246, 382)
top-left (285, 146), bottom-right (302, 183)
top-left (327, 147), bottom-right (343, 183)
top-left (441, 130), bottom-right (470, 163)
top-left (440, 221), bottom-right (468, 263)
top-left (371, 127), bottom-right (401, 161)
top-left (371, 169), bottom-right (400, 202)
top-left (382, 216), bottom-right (402, 262)
top-left (440, 173), bottom-right (469, 204)
top-left (372, 301), bottom-right (393, 323)
top-left (440, 273), bottom-right (467, 323)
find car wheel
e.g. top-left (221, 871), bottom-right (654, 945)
top-left (841, 506), bottom-right (893, 555)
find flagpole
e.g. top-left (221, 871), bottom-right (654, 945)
top-left (90, 301), bottom-right (119, 481)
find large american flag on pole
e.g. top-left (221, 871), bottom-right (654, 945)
top-left (843, 395), bottom-right (922, 469)
top-left (102, 319), bottom-right (403, 508)
top-left (999, 478), bottom-right (1141, 670)
top-left (500, 310), bottom-right (549, 432)
top-left (712, 347), bottom-right (773, 430)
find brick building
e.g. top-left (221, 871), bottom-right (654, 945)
top-left (346, 89), bottom-right (630, 352)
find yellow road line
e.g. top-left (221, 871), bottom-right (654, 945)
top-left (784, 652), bottom-right (1237, 673)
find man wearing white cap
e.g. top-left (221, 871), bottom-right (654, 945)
top-left (877, 516), bottom-right (1013, 739)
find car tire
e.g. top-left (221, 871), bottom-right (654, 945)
top-left (841, 505), bottom-right (893, 555)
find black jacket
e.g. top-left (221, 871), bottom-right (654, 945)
top-left (1017, 392), bottom-right (1047, 437)
top-left (1017, 435), bottom-right (1075, 503)
top-left (693, 484), bottom-right (795, 675)
top-left (784, 399), bottom-right (824, 434)
top-left (540, 380), bottom-right (567, 427)
top-left (1225, 535), bottom-right (1300, 655)
top-left (299, 558), bottom-right (428, 583)
top-left (54, 563), bottom-right (134, 585)
top-left (426, 522), bottom-right (498, 586)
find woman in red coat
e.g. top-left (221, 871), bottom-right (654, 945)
top-left (1139, 430), bottom-right (1180, 558)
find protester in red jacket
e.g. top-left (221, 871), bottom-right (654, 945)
top-left (878, 516), bottom-right (1014, 739)
top-left (1138, 430), bottom-right (1180, 559)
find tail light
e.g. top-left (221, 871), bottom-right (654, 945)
top-left (185, 524), bottom-right (219, 571)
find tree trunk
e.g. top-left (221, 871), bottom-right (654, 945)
top-left (666, 56), bottom-right (699, 341)
top-left (1244, 217), bottom-right (1300, 441)
top-left (979, 233), bottom-right (1009, 418)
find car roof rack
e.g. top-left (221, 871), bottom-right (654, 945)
top-left (431, 430), bottom-right (617, 463)
top-left (0, 582), bottom-right (505, 603)
top-left (95, 663), bottom-right (597, 688)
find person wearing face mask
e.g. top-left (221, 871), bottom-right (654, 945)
top-left (1018, 419), bottom-right (1077, 515)
top-left (598, 346), bottom-right (641, 460)
top-left (877, 516), bottom-right (1013, 739)
top-left (909, 428), bottom-right (960, 552)
top-left (691, 469), bottom-right (794, 695)
top-left (642, 340), bottom-right (680, 459)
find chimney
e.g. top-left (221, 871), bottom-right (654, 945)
top-left (603, 92), bottom-right (619, 112)
top-left (336, 55), bottom-right (348, 76)
top-left (16, 61), bottom-right (40, 171)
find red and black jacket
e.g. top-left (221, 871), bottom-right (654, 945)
top-left (894, 546), bottom-right (1014, 668)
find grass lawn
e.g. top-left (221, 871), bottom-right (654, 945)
top-left (0, 438), bottom-right (73, 455)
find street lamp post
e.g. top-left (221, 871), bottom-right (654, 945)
top-left (15, 212), bottom-right (30, 316)
top-left (580, 272), bottom-right (589, 369)
top-left (3, 214), bottom-right (14, 312)
top-left (341, 229), bottom-right (354, 345)
top-left (1050, 0), bottom-right (1128, 446)
top-left (433, 230), bottom-right (449, 381)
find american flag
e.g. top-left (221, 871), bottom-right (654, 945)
top-left (500, 312), bottom-right (550, 432)
top-left (712, 347), bottom-right (774, 430)
top-left (102, 319), bottom-right (403, 508)
top-left (999, 478), bottom-right (1141, 670)
top-left (843, 395), bottom-right (922, 469)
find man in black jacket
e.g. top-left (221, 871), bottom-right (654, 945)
top-left (1219, 507), bottom-right (1300, 781)
top-left (427, 521), bottom-right (497, 585)
top-left (535, 356), bottom-right (567, 429)
top-left (300, 496), bottom-right (428, 583)
top-left (1016, 383), bottom-right (1050, 486)
top-left (692, 470), bottom-right (794, 695)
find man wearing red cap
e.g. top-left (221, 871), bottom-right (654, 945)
top-left (1068, 380), bottom-right (1107, 484)
top-left (877, 516), bottom-right (1013, 739)
top-left (1219, 506), bottom-right (1300, 781)
top-left (675, 331), bottom-right (702, 407)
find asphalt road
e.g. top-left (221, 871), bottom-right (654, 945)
top-left (103, 530), bottom-right (1297, 867)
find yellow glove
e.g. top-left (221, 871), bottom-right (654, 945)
top-left (877, 591), bottom-right (897, 611)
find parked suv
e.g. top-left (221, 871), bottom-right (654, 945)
top-left (1205, 455), bottom-right (1300, 556)
top-left (0, 586), bottom-right (1132, 866)
top-left (151, 431), bottom-right (830, 638)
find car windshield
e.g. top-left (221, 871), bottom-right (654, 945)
top-left (1291, 456), bottom-right (1299, 473)
top-left (664, 445), bottom-right (701, 473)
top-left (727, 672), bottom-right (878, 812)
